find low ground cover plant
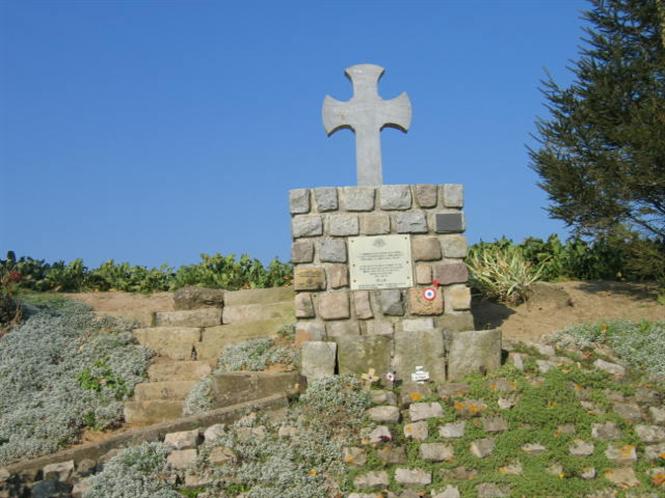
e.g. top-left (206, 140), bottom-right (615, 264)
top-left (0, 299), bottom-right (152, 465)
top-left (183, 332), bottom-right (298, 416)
top-left (84, 442), bottom-right (180, 498)
top-left (79, 326), bottom-right (665, 497)
top-left (553, 320), bottom-right (665, 378)
top-left (88, 376), bottom-right (370, 498)
top-left (191, 375), bottom-right (370, 498)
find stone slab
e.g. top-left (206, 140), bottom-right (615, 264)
top-left (444, 285), bottom-right (471, 311)
top-left (173, 286), bottom-right (225, 310)
top-left (394, 212), bottom-right (427, 233)
top-left (292, 215), bottom-right (323, 238)
top-left (222, 301), bottom-right (294, 324)
top-left (291, 240), bottom-right (314, 263)
top-left (155, 309), bottom-right (222, 328)
top-left (394, 328), bottom-right (446, 384)
top-left (442, 184), bottom-right (463, 208)
top-left (329, 214), bottom-right (359, 236)
top-left (301, 341), bottom-right (337, 380)
top-left (223, 286), bottom-right (294, 306)
top-left (432, 262), bottom-right (469, 285)
top-left (341, 186), bottom-right (375, 211)
top-left (294, 321), bottom-right (326, 345)
top-left (198, 319), bottom-right (288, 360)
top-left (360, 214), bottom-right (391, 235)
top-left (379, 185), bottom-right (412, 210)
top-left (148, 360), bottom-right (212, 382)
top-left (210, 372), bottom-right (304, 409)
top-left (446, 329), bottom-right (502, 381)
top-left (318, 292), bottom-right (350, 320)
top-left (435, 312), bottom-right (475, 332)
top-left (326, 320), bottom-right (360, 337)
top-left (123, 400), bottom-right (185, 425)
top-left (414, 184), bottom-right (438, 208)
top-left (313, 187), bottom-right (338, 211)
top-left (289, 188), bottom-right (310, 214)
top-left (334, 335), bottom-right (392, 378)
top-left (133, 380), bottom-right (198, 401)
top-left (133, 327), bottom-right (201, 361)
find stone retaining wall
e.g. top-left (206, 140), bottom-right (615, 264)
top-left (289, 184), bottom-right (474, 346)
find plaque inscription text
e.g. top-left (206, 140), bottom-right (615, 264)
top-left (349, 235), bottom-right (413, 290)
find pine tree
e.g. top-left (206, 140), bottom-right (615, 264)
top-left (529, 0), bottom-right (665, 241)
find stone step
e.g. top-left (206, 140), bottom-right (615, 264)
top-left (148, 360), bottom-right (213, 382)
top-left (133, 381), bottom-right (198, 401)
top-left (210, 371), bottom-right (304, 408)
top-left (224, 286), bottom-right (294, 306)
top-left (197, 318), bottom-right (288, 360)
top-left (222, 301), bottom-right (294, 325)
top-left (124, 400), bottom-right (184, 425)
top-left (155, 308), bottom-right (222, 328)
top-left (94, 310), bottom-right (156, 327)
top-left (133, 327), bottom-right (201, 361)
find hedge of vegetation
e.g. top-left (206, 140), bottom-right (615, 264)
top-left (473, 234), bottom-right (664, 284)
top-left (1, 235), bottom-right (662, 301)
top-left (0, 251), bottom-right (292, 293)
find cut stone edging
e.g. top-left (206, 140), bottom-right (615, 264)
top-left (2, 393), bottom-right (288, 476)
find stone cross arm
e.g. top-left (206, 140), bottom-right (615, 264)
top-left (322, 64), bottom-right (412, 185)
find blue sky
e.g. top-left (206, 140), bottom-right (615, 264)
top-left (1, 0), bottom-right (589, 268)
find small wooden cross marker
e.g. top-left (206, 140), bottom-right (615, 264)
top-left (361, 368), bottom-right (380, 389)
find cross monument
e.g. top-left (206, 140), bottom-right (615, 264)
top-left (322, 64), bottom-right (412, 185)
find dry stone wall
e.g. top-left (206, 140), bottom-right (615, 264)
top-left (289, 184), bottom-right (474, 353)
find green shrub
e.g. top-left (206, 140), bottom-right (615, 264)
top-left (0, 251), bottom-right (293, 294)
top-left (0, 263), bottom-right (21, 328)
top-left (467, 241), bottom-right (544, 303)
top-left (552, 320), bottom-right (665, 377)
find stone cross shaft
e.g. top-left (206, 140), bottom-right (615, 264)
top-left (322, 64), bottom-right (412, 185)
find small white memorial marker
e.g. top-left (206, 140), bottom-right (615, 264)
top-left (411, 366), bottom-right (430, 383)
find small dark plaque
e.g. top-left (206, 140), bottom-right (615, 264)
top-left (435, 213), bottom-right (464, 233)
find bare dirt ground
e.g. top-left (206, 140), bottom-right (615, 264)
top-left (65, 280), bottom-right (665, 344)
top-left (67, 291), bottom-right (173, 326)
top-left (473, 280), bottom-right (665, 343)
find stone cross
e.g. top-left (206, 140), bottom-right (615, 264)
top-left (322, 64), bottom-right (412, 185)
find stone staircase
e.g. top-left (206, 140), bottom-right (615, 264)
top-left (125, 286), bottom-right (294, 425)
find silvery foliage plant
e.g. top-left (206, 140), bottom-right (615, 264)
top-left (83, 442), bottom-right (180, 498)
top-left (0, 301), bottom-right (152, 464)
